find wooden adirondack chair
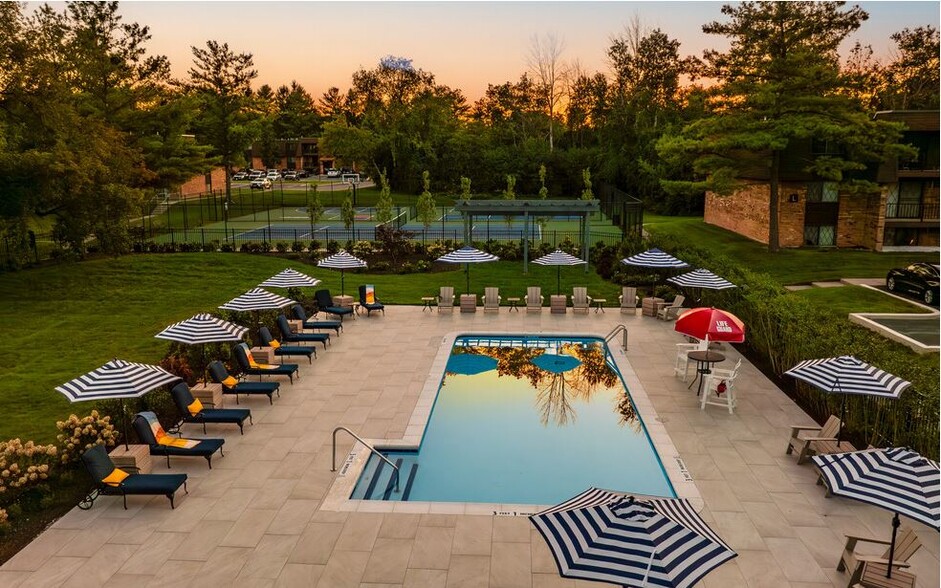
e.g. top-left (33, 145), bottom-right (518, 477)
top-left (838, 527), bottom-right (922, 588)
top-left (526, 287), bottom-right (543, 312)
top-left (483, 287), bottom-right (501, 312)
top-left (786, 415), bottom-right (856, 464)
top-left (572, 287), bottom-right (592, 314)
top-left (438, 286), bottom-right (454, 312)
top-left (619, 287), bottom-right (637, 314)
top-left (656, 295), bottom-right (686, 320)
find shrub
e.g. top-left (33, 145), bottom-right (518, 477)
top-left (351, 240), bottom-right (375, 259)
top-left (220, 243), bottom-right (234, 253)
top-left (0, 438), bottom-right (58, 522)
top-left (416, 259), bottom-right (431, 272)
top-left (290, 241), bottom-right (305, 253)
top-left (54, 411), bottom-right (116, 464)
top-left (326, 240), bottom-right (340, 254)
top-left (275, 242), bottom-right (289, 253)
top-left (399, 262), bottom-right (416, 274)
top-left (309, 239), bottom-right (321, 251)
top-left (371, 261), bottom-right (390, 272)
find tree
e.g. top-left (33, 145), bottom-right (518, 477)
top-left (341, 188), bottom-right (355, 231)
top-left (460, 176), bottom-right (472, 201)
top-left (883, 26), bottom-right (940, 110)
top-left (538, 165), bottom-right (549, 199)
top-left (657, 1), bottom-right (912, 252)
top-left (527, 33), bottom-right (566, 151)
top-left (502, 174), bottom-right (517, 229)
top-left (415, 170), bottom-right (437, 231)
top-left (306, 184), bottom-right (323, 239)
top-left (375, 168), bottom-right (394, 224)
top-left (580, 168), bottom-right (593, 200)
top-left (184, 40), bottom-right (258, 204)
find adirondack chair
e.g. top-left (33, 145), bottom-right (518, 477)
top-left (656, 295), bottom-right (686, 320)
top-left (838, 527), bottom-right (922, 587)
top-left (619, 287), bottom-right (637, 314)
top-left (483, 287), bottom-right (501, 312)
top-left (525, 287), bottom-right (543, 312)
top-left (786, 415), bottom-right (855, 464)
top-left (438, 286), bottom-right (454, 312)
top-left (571, 287), bottom-right (592, 314)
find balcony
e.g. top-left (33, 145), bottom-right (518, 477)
top-left (885, 202), bottom-right (939, 221)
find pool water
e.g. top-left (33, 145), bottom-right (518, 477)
top-left (351, 335), bottom-right (676, 504)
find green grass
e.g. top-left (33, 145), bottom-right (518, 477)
top-left (644, 215), bottom-right (938, 285)
top-left (0, 254), bottom-right (620, 443)
top-left (790, 285), bottom-right (933, 316)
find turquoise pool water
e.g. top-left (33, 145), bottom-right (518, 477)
top-left (352, 335), bottom-right (676, 504)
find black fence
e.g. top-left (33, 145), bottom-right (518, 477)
top-left (598, 184), bottom-right (644, 237)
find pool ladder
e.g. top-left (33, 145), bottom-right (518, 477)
top-left (332, 426), bottom-right (399, 492)
top-left (605, 324), bottom-right (628, 352)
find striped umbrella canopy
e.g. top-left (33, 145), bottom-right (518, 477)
top-left (258, 268), bottom-right (322, 289)
top-left (785, 356), bottom-right (911, 444)
top-left (56, 359), bottom-right (181, 449)
top-left (436, 246), bottom-right (499, 294)
top-left (317, 250), bottom-right (367, 295)
top-left (812, 448), bottom-right (939, 579)
top-left (531, 487), bottom-right (737, 588)
top-left (533, 250), bottom-right (587, 294)
top-left (219, 288), bottom-right (295, 312)
top-left (667, 269), bottom-right (736, 290)
top-left (621, 248), bottom-right (690, 269)
top-left (155, 313), bottom-right (248, 345)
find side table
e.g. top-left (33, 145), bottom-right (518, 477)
top-left (251, 347), bottom-right (276, 364)
top-left (858, 561), bottom-right (916, 588)
top-left (110, 444), bottom-right (152, 474)
top-left (506, 297), bottom-right (520, 312)
top-left (287, 319), bottom-right (303, 334)
top-left (550, 294), bottom-right (567, 314)
top-left (460, 294), bottom-right (477, 313)
top-left (593, 298), bottom-right (607, 313)
top-left (642, 297), bottom-right (664, 317)
top-left (421, 296), bottom-right (435, 311)
top-left (190, 382), bottom-right (223, 407)
top-left (332, 295), bottom-right (354, 308)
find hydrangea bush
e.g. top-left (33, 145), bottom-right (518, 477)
top-left (55, 411), bottom-right (117, 464)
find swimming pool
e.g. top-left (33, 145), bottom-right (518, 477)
top-left (351, 334), bottom-right (676, 505)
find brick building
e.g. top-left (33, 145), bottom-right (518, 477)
top-left (177, 167), bottom-right (227, 197)
top-left (704, 110), bottom-right (939, 251)
top-left (247, 137), bottom-right (339, 174)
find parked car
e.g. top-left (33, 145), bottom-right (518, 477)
top-left (250, 178), bottom-right (271, 190)
top-left (249, 171), bottom-right (264, 180)
top-left (296, 170), bottom-right (310, 179)
top-left (886, 262), bottom-right (939, 305)
top-left (266, 170), bottom-right (280, 181)
top-left (283, 171), bottom-right (298, 180)
top-left (232, 171), bottom-right (248, 181)
top-left (326, 168), bottom-right (340, 178)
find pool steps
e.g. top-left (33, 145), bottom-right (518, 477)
top-left (352, 454), bottom-right (419, 501)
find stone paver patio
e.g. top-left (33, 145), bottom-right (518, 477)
top-left (1, 306), bottom-right (937, 587)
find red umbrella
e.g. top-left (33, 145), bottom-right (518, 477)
top-left (675, 307), bottom-right (745, 343)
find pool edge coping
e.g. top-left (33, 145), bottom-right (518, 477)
top-left (321, 330), bottom-right (703, 515)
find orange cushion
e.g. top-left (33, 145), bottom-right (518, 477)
top-left (222, 376), bottom-right (239, 387)
top-left (102, 467), bottom-right (129, 487)
top-left (187, 398), bottom-right (204, 416)
top-left (269, 340), bottom-right (281, 349)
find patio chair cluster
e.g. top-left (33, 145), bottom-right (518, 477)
top-left (433, 286), bottom-right (613, 313)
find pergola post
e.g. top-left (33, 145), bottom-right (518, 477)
top-left (464, 214), bottom-right (472, 245)
top-left (523, 210), bottom-right (530, 274)
top-left (582, 213), bottom-right (589, 274)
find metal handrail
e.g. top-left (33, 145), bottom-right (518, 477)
top-left (605, 324), bottom-right (628, 351)
top-left (332, 426), bottom-right (399, 492)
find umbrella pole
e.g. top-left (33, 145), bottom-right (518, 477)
top-left (465, 263), bottom-right (470, 294)
top-left (886, 512), bottom-right (900, 578)
top-left (557, 266), bottom-right (561, 295)
top-left (121, 398), bottom-right (130, 451)
top-left (838, 393), bottom-right (846, 446)
top-left (341, 269), bottom-right (345, 296)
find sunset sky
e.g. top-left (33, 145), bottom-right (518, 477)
top-left (105, 2), bottom-right (941, 101)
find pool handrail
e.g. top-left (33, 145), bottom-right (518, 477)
top-left (605, 324), bottom-right (628, 351)
top-left (332, 426), bottom-right (400, 492)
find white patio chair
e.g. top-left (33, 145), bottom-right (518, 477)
top-left (701, 358), bottom-right (743, 414)
top-left (674, 339), bottom-right (708, 382)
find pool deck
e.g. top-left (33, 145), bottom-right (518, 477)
top-left (1, 306), bottom-right (938, 587)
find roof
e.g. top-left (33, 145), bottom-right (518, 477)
top-left (873, 111), bottom-right (940, 132)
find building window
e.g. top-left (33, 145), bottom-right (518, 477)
top-left (806, 182), bottom-right (839, 202)
top-left (811, 138), bottom-right (842, 156)
top-left (804, 225), bottom-right (835, 247)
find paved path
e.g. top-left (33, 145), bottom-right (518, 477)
top-left (1, 306), bottom-right (937, 587)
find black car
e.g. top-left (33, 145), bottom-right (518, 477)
top-left (886, 262), bottom-right (940, 306)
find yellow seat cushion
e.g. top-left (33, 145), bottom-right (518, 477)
top-left (222, 376), bottom-right (239, 387)
top-left (269, 339), bottom-right (281, 349)
top-left (187, 398), bottom-right (204, 416)
top-left (102, 467), bottom-right (129, 487)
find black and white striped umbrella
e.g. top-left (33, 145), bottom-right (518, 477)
top-left (258, 268), bottom-right (322, 289)
top-left (155, 313), bottom-right (248, 345)
top-left (436, 246), bottom-right (499, 293)
top-left (667, 269), bottom-right (736, 290)
top-left (785, 356), bottom-right (911, 443)
top-left (533, 250), bottom-right (587, 294)
top-left (219, 288), bottom-right (295, 312)
top-left (813, 448), bottom-right (939, 579)
top-left (317, 250), bottom-right (367, 295)
top-left (56, 359), bottom-right (181, 449)
top-left (621, 249), bottom-right (690, 269)
top-left (530, 487), bottom-right (737, 588)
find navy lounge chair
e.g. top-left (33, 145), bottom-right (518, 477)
top-left (132, 411), bottom-right (225, 469)
top-left (258, 326), bottom-right (315, 363)
top-left (291, 304), bottom-right (342, 334)
top-left (277, 314), bottom-right (330, 348)
top-left (170, 382), bottom-right (252, 434)
top-left (358, 285), bottom-right (385, 316)
top-left (80, 445), bottom-right (187, 510)
top-left (233, 343), bottom-right (298, 384)
top-left (209, 360), bottom-right (280, 404)
top-left (315, 289), bottom-right (354, 321)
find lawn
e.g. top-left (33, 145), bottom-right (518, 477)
top-left (790, 285), bottom-right (934, 316)
top-left (0, 253), bottom-right (620, 443)
top-left (644, 215), bottom-right (938, 285)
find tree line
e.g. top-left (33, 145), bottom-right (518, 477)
top-left (1, 1), bottom-right (937, 259)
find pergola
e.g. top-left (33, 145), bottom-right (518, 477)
top-left (452, 199), bottom-right (600, 273)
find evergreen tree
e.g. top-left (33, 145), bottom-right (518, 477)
top-left (375, 168), bottom-right (394, 224)
top-left (580, 168), bottom-right (593, 200)
top-left (538, 165), bottom-right (549, 199)
top-left (460, 177), bottom-right (472, 201)
top-left (307, 184), bottom-right (323, 239)
top-left (416, 170), bottom-right (437, 231)
top-left (341, 188), bottom-right (355, 231)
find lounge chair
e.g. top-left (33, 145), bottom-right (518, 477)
top-left (786, 415), bottom-right (856, 465)
top-left (358, 284), bottom-right (385, 316)
top-left (483, 287), bottom-right (501, 312)
top-left (674, 339), bottom-right (709, 382)
top-left (259, 326), bottom-right (315, 363)
top-left (291, 304), bottom-right (342, 334)
top-left (314, 289), bottom-right (354, 321)
top-left (572, 287), bottom-right (592, 314)
top-left (438, 286), bottom-right (454, 312)
top-left (233, 342), bottom-right (298, 384)
top-left (209, 360), bottom-right (280, 405)
top-left (700, 358), bottom-right (742, 414)
top-left (79, 445), bottom-right (187, 510)
top-left (656, 295), bottom-right (686, 321)
top-left (525, 287), bottom-right (543, 312)
top-left (838, 527), bottom-right (922, 587)
top-left (619, 287), bottom-right (637, 314)
top-left (133, 411), bottom-right (225, 469)
top-left (277, 314), bottom-right (330, 348)
top-left (170, 382), bottom-right (252, 434)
